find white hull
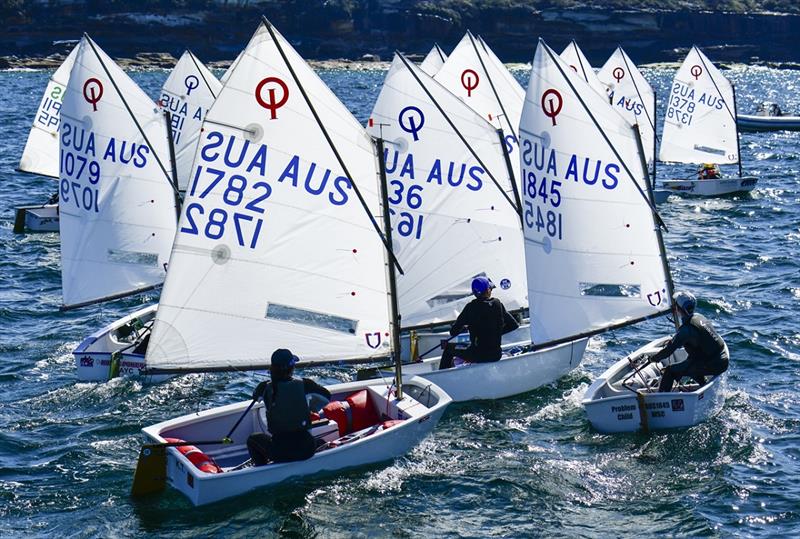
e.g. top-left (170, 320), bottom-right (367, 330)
top-left (73, 304), bottom-right (167, 382)
top-left (386, 338), bottom-right (588, 402)
top-left (660, 176), bottom-right (757, 197)
top-left (582, 337), bottom-right (726, 433)
top-left (400, 322), bottom-right (531, 363)
top-left (13, 203), bottom-right (59, 233)
top-left (141, 377), bottom-right (451, 506)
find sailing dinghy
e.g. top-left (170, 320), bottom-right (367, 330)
top-left (60, 35), bottom-right (179, 381)
top-left (658, 46), bottom-right (758, 197)
top-left (521, 39), bottom-right (723, 432)
top-left (419, 43), bottom-right (448, 76)
top-left (364, 52), bottom-right (588, 401)
top-left (131, 19), bottom-right (451, 506)
top-left (13, 44), bottom-right (78, 233)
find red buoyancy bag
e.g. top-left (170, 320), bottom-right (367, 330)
top-left (322, 389), bottom-right (381, 437)
top-left (164, 437), bottom-right (222, 474)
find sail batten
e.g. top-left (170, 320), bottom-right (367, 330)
top-left (367, 53), bottom-right (527, 329)
top-left (145, 21), bottom-right (392, 371)
top-left (520, 40), bottom-right (671, 345)
top-left (58, 36), bottom-right (177, 309)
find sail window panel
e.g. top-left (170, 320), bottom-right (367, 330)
top-left (265, 303), bottom-right (358, 335)
top-left (579, 283), bottom-right (641, 298)
top-left (107, 249), bottom-right (159, 266)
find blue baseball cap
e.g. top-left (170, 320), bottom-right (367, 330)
top-left (471, 276), bottom-right (496, 296)
top-left (271, 348), bottom-right (299, 368)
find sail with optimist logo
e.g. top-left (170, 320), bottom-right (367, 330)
top-left (58, 35), bottom-right (178, 310)
top-left (419, 43), bottom-right (448, 76)
top-left (559, 40), bottom-right (608, 99)
top-left (18, 44), bottom-right (79, 177)
top-left (598, 47), bottom-right (656, 169)
top-left (367, 53), bottom-right (526, 329)
top-left (160, 51), bottom-right (222, 190)
top-left (143, 20), bottom-right (397, 373)
top-left (520, 39), bottom-right (673, 347)
top-left (658, 46), bottom-right (740, 168)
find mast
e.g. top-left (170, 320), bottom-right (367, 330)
top-left (376, 137), bottom-right (404, 399)
top-left (732, 83), bottom-right (744, 178)
top-left (163, 110), bottom-right (182, 219)
top-left (633, 124), bottom-right (679, 330)
top-left (652, 89), bottom-right (658, 189)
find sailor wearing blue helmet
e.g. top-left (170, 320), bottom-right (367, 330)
top-left (438, 275), bottom-right (520, 369)
top-left (647, 291), bottom-right (729, 392)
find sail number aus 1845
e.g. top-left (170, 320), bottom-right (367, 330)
top-left (522, 168), bottom-right (563, 240)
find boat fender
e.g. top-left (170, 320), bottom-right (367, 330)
top-left (322, 390), bottom-right (380, 437)
top-left (164, 438), bottom-right (222, 474)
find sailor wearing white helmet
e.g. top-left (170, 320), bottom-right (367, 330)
top-left (647, 291), bottom-right (729, 392)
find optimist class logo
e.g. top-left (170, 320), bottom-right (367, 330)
top-left (255, 76), bottom-right (289, 120)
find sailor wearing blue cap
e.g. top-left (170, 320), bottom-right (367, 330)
top-left (438, 276), bottom-right (520, 369)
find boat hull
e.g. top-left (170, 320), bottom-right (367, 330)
top-left (391, 338), bottom-right (588, 402)
top-left (13, 203), bottom-right (59, 233)
top-left (737, 114), bottom-right (800, 132)
top-left (582, 337), bottom-right (726, 433)
top-left (660, 176), bottom-right (757, 197)
top-left (73, 304), bottom-right (166, 382)
top-left (141, 377), bottom-right (451, 506)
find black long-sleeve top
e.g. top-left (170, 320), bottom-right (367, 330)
top-left (449, 297), bottom-right (520, 361)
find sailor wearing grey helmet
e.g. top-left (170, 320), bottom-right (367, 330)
top-left (246, 349), bottom-right (331, 465)
top-left (647, 291), bottom-right (729, 392)
top-left (438, 276), bottom-right (520, 369)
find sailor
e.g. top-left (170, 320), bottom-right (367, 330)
top-left (246, 348), bottom-right (331, 465)
top-left (438, 276), bottom-right (520, 369)
top-left (647, 291), bottom-right (729, 392)
top-left (698, 163), bottom-right (720, 180)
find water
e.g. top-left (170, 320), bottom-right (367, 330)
top-left (1, 63), bottom-right (799, 537)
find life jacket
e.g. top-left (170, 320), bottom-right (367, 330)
top-left (322, 389), bottom-right (380, 437)
top-left (164, 438), bottom-right (221, 474)
top-left (263, 378), bottom-right (311, 434)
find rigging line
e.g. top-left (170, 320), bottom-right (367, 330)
top-left (83, 34), bottom-right (178, 198)
top-left (467, 31), bottom-right (518, 141)
top-left (187, 49), bottom-right (218, 99)
top-left (435, 43), bottom-right (446, 63)
top-left (570, 40), bottom-right (590, 83)
top-left (261, 16), bottom-right (404, 275)
top-left (619, 47), bottom-right (656, 133)
top-left (396, 52), bottom-right (520, 214)
top-left (541, 40), bottom-right (667, 231)
top-left (693, 46), bottom-right (737, 123)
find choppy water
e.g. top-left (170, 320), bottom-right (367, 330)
top-left (1, 62), bottom-right (799, 537)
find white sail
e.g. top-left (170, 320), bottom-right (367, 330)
top-left (434, 32), bottom-right (524, 141)
top-left (559, 40), bottom-right (608, 99)
top-left (220, 51), bottom-right (243, 84)
top-left (658, 46), bottom-right (739, 165)
top-left (598, 47), bottom-right (656, 165)
top-left (18, 44), bottom-right (79, 177)
top-left (367, 54), bottom-right (526, 328)
top-left (160, 51), bottom-right (222, 190)
top-left (520, 40), bottom-right (671, 345)
top-left (59, 35), bottom-right (177, 309)
top-left (145, 20), bottom-right (392, 371)
top-left (419, 44), bottom-right (448, 76)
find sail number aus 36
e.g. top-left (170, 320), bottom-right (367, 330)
top-left (522, 168), bottom-right (563, 240)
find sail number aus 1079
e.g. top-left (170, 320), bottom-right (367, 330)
top-left (522, 168), bottom-right (563, 240)
top-left (60, 149), bottom-right (100, 213)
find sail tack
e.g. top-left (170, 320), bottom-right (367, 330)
top-left (368, 54), bottom-right (526, 328)
top-left (58, 35), bottom-right (177, 309)
top-left (658, 46), bottom-right (739, 165)
top-left (520, 40), bottom-right (671, 346)
top-left (145, 20), bottom-right (392, 372)
top-left (18, 45), bottom-right (79, 177)
top-left (419, 44), bottom-right (448, 76)
top-left (598, 47), bottom-right (656, 165)
top-left (160, 51), bottom-right (222, 190)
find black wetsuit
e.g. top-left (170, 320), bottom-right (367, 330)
top-left (650, 312), bottom-right (729, 392)
top-left (247, 377), bottom-right (331, 465)
top-left (439, 296), bottom-right (520, 368)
